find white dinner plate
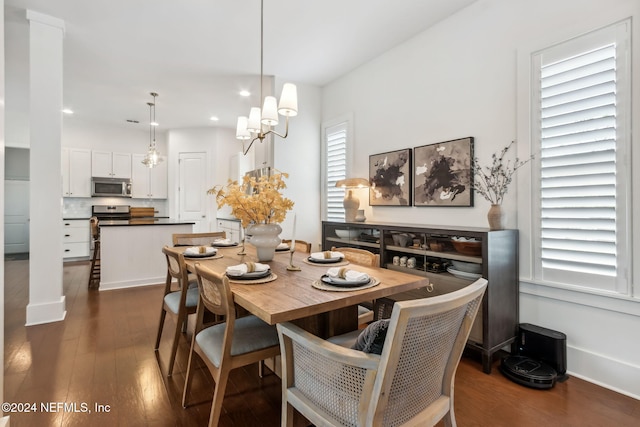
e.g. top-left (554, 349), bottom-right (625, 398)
top-left (446, 266), bottom-right (481, 280)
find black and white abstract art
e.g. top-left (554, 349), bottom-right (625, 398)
top-left (369, 148), bottom-right (412, 206)
top-left (413, 137), bottom-right (474, 207)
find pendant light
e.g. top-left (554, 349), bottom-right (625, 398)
top-left (235, 0), bottom-right (298, 155)
top-left (142, 92), bottom-right (162, 168)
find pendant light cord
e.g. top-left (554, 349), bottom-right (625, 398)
top-left (260, 0), bottom-right (264, 109)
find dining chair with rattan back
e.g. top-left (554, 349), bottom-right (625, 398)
top-left (182, 263), bottom-right (281, 427)
top-left (155, 245), bottom-right (199, 376)
top-left (172, 231), bottom-right (227, 247)
top-left (282, 239), bottom-right (312, 253)
top-left (332, 246), bottom-right (380, 323)
top-left (278, 278), bottom-right (488, 427)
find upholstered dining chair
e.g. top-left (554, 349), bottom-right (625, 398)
top-left (277, 278), bottom-right (488, 427)
top-left (172, 231), bottom-right (227, 247)
top-left (87, 216), bottom-right (101, 288)
top-left (331, 246), bottom-right (380, 324)
top-left (155, 245), bottom-right (199, 377)
top-left (282, 239), bottom-right (312, 253)
top-left (182, 263), bottom-right (281, 427)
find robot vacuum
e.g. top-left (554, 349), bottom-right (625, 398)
top-left (500, 355), bottom-right (557, 389)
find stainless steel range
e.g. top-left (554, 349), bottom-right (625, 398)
top-left (91, 205), bottom-right (131, 221)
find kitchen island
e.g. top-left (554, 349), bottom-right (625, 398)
top-left (98, 219), bottom-right (194, 290)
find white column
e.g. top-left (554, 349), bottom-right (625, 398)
top-left (26, 10), bottom-right (66, 325)
top-left (0, 0), bottom-right (7, 419)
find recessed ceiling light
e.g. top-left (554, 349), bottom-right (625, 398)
top-left (62, 108), bottom-right (74, 114)
top-left (239, 90), bottom-right (250, 97)
top-left (150, 121), bottom-right (159, 127)
top-left (210, 116), bottom-right (219, 121)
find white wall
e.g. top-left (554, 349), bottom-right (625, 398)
top-left (322, 0), bottom-right (640, 398)
top-left (274, 80), bottom-right (323, 250)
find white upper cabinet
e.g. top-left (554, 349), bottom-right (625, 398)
top-left (131, 154), bottom-right (168, 199)
top-left (62, 148), bottom-right (92, 197)
top-left (91, 151), bottom-right (132, 178)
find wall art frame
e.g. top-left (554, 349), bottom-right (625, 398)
top-left (369, 148), bottom-right (412, 206)
top-left (413, 136), bottom-right (474, 207)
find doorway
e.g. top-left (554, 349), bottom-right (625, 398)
top-left (5, 180), bottom-right (30, 254)
top-left (178, 152), bottom-right (208, 232)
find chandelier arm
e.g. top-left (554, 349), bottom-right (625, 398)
top-left (242, 134), bottom-right (264, 156)
top-left (263, 116), bottom-right (290, 139)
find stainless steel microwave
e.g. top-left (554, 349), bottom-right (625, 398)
top-left (91, 177), bottom-right (132, 198)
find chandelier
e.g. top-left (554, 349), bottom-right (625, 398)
top-left (235, 0), bottom-right (298, 155)
top-left (142, 92), bottom-right (163, 168)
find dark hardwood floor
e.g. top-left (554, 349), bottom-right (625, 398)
top-left (4, 259), bottom-right (639, 426)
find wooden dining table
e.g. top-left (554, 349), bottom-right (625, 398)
top-left (180, 245), bottom-right (429, 338)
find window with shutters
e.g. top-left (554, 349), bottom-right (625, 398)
top-left (531, 20), bottom-right (631, 294)
top-left (321, 119), bottom-right (351, 221)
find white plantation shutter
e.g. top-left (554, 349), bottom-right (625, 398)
top-left (534, 21), bottom-right (630, 293)
top-left (324, 122), bottom-right (347, 221)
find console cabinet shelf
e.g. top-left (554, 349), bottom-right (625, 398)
top-left (322, 220), bottom-right (519, 373)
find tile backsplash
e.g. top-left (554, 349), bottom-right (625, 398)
top-left (63, 197), bottom-right (168, 218)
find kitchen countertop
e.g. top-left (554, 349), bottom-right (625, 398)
top-left (99, 218), bottom-right (195, 226)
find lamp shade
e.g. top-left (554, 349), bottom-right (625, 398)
top-left (247, 107), bottom-right (262, 133)
top-left (236, 116), bottom-right (251, 140)
top-left (335, 178), bottom-right (369, 188)
top-left (278, 83), bottom-right (298, 117)
top-left (261, 96), bottom-right (279, 126)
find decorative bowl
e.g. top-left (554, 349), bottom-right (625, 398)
top-left (450, 260), bottom-right (482, 274)
top-left (451, 237), bottom-right (482, 256)
top-left (335, 229), bottom-right (360, 239)
top-left (391, 233), bottom-right (412, 247)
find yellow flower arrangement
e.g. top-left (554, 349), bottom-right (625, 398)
top-left (208, 172), bottom-right (294, 228)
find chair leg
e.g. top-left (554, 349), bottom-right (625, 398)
top-left (167, 311), bottom-right (185, 377)
top-left (208, 370), bottom-right (230, 427)
top-left (282, 401), bottom-right (295, 427)
top-left (443, 408), bottom-right (456, 427)
top-left (182, 341), bottom-right (198, 408)
top-left (154, 307), bottom-right (167, 350)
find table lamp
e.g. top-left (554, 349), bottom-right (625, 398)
top-left (335, 178), bottom-right (369, 222)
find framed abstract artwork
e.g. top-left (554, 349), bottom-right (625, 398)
top-left (369, 148), bottom-right (412, 206)
top-left (413, 137), bottom-right (474, 207)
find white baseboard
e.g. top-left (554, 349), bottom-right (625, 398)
top-left (98, 277), bottom-right (165, 291)
top-left (568, 345), bottom-right (640, 400)
top-left (25, 296), bottom-right (66, 326)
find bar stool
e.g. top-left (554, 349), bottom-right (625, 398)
top-left (87, 216), bottom-right (100, 288)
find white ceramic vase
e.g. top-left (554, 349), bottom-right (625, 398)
top-left (247, 223), bottom-right (282, 261)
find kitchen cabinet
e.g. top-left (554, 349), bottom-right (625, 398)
top-left (131, 154), bottom-right (168, 199)
top-left (62, 148), bottom-right (92, 197)
top-left (92, 151), bottom-right (132, 178)
top-left (63, 219), bottom-right (90, 259)
top-left (322, 220), bottom-right (518, 374)
top-left (217, 218), bottom-right (243, 243)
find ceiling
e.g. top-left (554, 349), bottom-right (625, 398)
top-left (5, 0), bottom-right (477, 131)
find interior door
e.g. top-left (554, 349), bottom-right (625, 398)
top-left (5, 180), bottom-right (30, 254)
top-left (178, 152), bottom-right (207, 232)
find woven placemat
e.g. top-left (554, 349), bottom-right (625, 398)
top-left (183, 253), bottom-right (224, 260)
top-left (303, 258), bottom-right (350, 267)
top-left (311, 277), bottom-right (380, 292)
top-left (227, 272), bottom-right (278, 285)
